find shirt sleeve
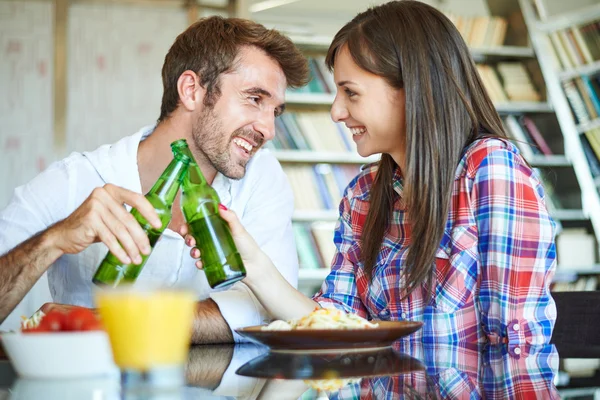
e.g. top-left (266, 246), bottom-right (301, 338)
top-left (210, 151), bottom-right (299, 342)
top-left (472, 148), bottom-right (557, 346)
top-left (313, 180), bottom-right (370, 318)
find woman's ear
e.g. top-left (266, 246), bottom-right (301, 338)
top-left (177, 70), bottom-right (206, 112)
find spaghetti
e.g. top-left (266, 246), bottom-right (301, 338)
top-left (262, 308), bottom-right (378, 330)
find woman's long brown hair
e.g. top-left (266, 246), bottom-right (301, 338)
top-left (326, 1), bottom-right (507, 296)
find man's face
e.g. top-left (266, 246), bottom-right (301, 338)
top-left (191, 46), bottom-right (287, 180)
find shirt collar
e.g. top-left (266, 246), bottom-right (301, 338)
top-left (392, 165), bottom-right (404, 195)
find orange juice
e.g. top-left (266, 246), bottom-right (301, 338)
top-left (96, 288), bottom-right (196, 370)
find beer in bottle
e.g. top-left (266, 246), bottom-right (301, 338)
top-left (173, 139), bottom-right (246, 289)
top-left (92, 144), bottom-right (191, 286)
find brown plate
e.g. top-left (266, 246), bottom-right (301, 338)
top-left (236, 346), bottom-right (425, 379)
top-left (235, 321), bottom-right (423, 352)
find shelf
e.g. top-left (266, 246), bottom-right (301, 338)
top-left (576, 118), bottom-right (600, 134)
top-left (558, 60), bottom-right (600, 81)
top-left (293, 210), bottom-right (338, 222)
top-left (494, 102), bottom-right (554, 113)
top-left (286, 92), bottom-right (335, 106)
top-left (528, 155), bottom-right (571, 167)
top-left (534, 3), bottom-right (600, 33)
top-left (286, 93), bottom-right (554, 114)
top-left (470, 46), bottom-right (535, 60)
top-left (300, 267), bottom-right (599, 284)
top-left (299, 269), bottom-right (330, 282)
top-left (293, 208), bottom-right (585, 222)
top-left (552, 209), bottom-right (587, 221)
top-left (274, 150), bottom-right (379, 164)
top-left (290, 36), bottom-right (535, 60)
top-left (554, 266), bottom-right (600, 283)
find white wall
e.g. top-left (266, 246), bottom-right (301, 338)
top-left (0, 1), bottom-right (187, 209)
top-left (0, 1), bottom-right (186, 330)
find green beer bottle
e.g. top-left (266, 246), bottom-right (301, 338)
top-left (92, 144), bottom-right (191, 287)
top-left (173, 139), bottom-right (246, 289)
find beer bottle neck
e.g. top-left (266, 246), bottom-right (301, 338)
top-left (172, 143), bottom-right (210, 186)
top-left (149, 157), bottom-right (189, 203)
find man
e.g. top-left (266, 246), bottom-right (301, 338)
top-left (0, 16), bottom-right (308, 343)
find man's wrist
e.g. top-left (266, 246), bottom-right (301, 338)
top-left (39, 225), bottom-right (65, 263)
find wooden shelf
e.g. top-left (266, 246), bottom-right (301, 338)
top-left (552, 209), bottom-right (587, 221)
top-left (470, 46), bottom-right (535, 59)
top-left (534, 3), bottom-right (600, 33)
top-left (554, 266), bottom-right (600, 283)
top-left (494, 102), bottom-right (554, 113)
top-left (576, 118), bottom-right (600, 134)
top-left (558, 60), bottom-right (600, 81)
top-left (299, 269), bottom-right (330, 282)
top-left (286, 92), bottom-right (334, 106)
top-left (274, 150), bottom-right (379, 164)
top-left (293, 210), bottom-right (338, 222)
top-left (528, 155), bottom-right (571, 167)
top-left (290, 36), bottom-right (535, 60)
top-left (300, 267), bottom-right (600, 284)
top-left (286, 93), bottom-right (554, 114)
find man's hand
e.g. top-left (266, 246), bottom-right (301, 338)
top-left (48, 184), bottom-right (162, 265)
top-left (38, 302), bottom-right (97, 316)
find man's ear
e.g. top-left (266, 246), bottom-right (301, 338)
top-left (177, 70), bottom-right (206, 112)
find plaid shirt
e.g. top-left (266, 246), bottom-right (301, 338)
top-left (314, 138), bottom-right (557, 346)
top-left (331, 342), bottom-right (559, 399)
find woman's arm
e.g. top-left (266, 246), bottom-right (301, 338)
top-left (184, 206), bottom-right (317, 321)
top-left (473, 147), bottom-right (557, 345)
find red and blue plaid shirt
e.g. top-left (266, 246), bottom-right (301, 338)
top-left (314, 138), bottom-right (557, 346)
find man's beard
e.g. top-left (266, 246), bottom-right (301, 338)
top-left (191, 107), bottom-right (264, 180)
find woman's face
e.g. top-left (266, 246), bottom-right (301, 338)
top-left (330, 45), bottom-right (406, 168)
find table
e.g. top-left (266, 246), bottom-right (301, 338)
top-left (0, 341), bottom-right (598, 399)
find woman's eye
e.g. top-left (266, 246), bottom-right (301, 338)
top-left (344, 88), bottom-right (356, 97)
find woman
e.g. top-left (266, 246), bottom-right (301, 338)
top-left (187, 0), bottom-right (557, 345)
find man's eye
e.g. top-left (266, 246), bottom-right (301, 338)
top-left (249, 96), bottom-right (260, 104)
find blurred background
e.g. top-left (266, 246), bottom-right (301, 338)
top-left (0, 0), bottom-right (564, 208)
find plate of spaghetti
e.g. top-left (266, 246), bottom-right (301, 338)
top-left (235, 308), bottom-right (423, 352)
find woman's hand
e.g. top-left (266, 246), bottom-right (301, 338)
top-left (179, 204), bottom-right (274, 285)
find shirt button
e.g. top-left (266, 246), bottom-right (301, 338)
top-left (514, 347), bottom-right (521, 355)
top-left (513, 323), bottom-right (520, 332)
top-left (401, 312), bottom-right (407, 319)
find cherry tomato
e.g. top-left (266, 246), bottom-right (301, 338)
top-left (64, 308), bottom-right (98, 331)
top-left (80, 319), bottom-right (103, 331)
top-left (38, 310), bottom-right (66, 332)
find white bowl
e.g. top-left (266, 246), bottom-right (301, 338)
top-left (1, 331), bottom-right (118, 379)
top-left (10, 377), bottom-right (120, 400)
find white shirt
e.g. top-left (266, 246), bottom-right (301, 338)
top-left (0, 126), bottom-right (299, 340)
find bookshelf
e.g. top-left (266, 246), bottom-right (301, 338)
top-left (283, 5), bottom-right (597, 295)
top-left (518, 0), bottom-right (600, 289)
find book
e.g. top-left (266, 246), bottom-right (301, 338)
top-left (520, 116), bottom-right (553, 155)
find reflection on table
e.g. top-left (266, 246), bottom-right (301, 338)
top-left (0, 340), bottom-right (566, 399)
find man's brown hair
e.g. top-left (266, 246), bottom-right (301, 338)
top-left (159, 16), bottom-right (309, 121)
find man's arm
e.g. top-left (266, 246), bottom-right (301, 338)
top-left (0, 230), bottom-right (63, 323)
top-left (191, 299), bottom-right (233, 344)
top-left (0, 184), bottom-right (163, 324)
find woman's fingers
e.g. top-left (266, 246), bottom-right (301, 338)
top-left (218, 205), bottom-right (245, 236)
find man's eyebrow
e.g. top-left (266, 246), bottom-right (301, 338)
top-left (244, 87), bottom-right (272, 97)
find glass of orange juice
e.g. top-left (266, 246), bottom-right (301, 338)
top-left (95, 286), bottom-right (196, 388)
